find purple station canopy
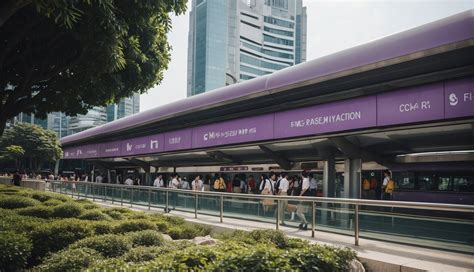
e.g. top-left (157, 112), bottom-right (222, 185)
top-left (62, 10), bottom-right (474, 159)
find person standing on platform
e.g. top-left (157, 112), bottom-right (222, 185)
top-left (296, 171), bottom-right (310, 230)
top-left (278, 172), bottom-right (290, 225)
top-left (192, 175), bottom-right (203, 191)
top-left (309, 173), bottom-right (318, 196)
top-left (95, 173), bottom-right (103, 183)
top-left (124, 176), bottom-right (134, 186)
top-left (12, 171), bottom-right (21, 186)
top-left (382, 170), bottom-right (395, 200)
top-left (181, 177), bottom-right (190, 190)
top-left (213, 174), bottom-right (226, 192)
top-left (153, 174), bottom-right (164, 187)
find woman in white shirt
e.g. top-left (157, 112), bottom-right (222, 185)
top-left (192, 175), bottom-right (204, 191)
top-left (153, 174), bottom-right (164, 187)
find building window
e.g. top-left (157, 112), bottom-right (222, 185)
top-left (264, 16), bottom-right (294, 28)
top-left (240, 54), bottom-right (289, 70)
top-left (240, 20), bottom-right (260, 29)
top-left (264, 26), bottom-right (293, 37)
top-left (264, 34), bottom-right (294, 46)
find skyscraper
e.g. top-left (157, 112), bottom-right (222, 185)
top-left (187, 0), bottom-right (307, 97)
top-left (106, 94), bottom-right (140, 122)
top-left (9, 95), bottom-right (140, 138)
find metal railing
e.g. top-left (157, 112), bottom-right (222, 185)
top-left (47, 181), bottom-right (474, 250)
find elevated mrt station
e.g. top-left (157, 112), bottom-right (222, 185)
top-left (61, 11), bottom-right (474, 204)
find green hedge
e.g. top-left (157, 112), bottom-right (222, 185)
top-left (16, 206), bottom-right (53, 219)
top-left (128, 230), bottom-right (165, 247)
top-left (113, 219), bottom-right (157, 233)
top-left (30, 219), bottom-right (95, 263)
top-left (0, 231), bottom-right (32, 270)
top-left (51, 203), bottom-right (83, 218)
top-left (37, 248), bottom-right (102, 272)
top-left (0, 195), bottom-right (41, 209)
top-left (70, 234), bottom-right (132, 258)
top-left (79, 210), bottom-right (111, 221)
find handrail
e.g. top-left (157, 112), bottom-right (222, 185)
top-left (50, 181), bottom-right (474, 213)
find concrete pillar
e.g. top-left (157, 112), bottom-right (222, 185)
top-left (344, 158), bottom-right (362, 199)
top-left (145, 170), bottom-right (151, 186)
top-left (323, 156), bottom-right (336, 197)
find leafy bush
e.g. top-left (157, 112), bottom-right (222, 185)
top-left (114, 220), bottom-right (157, 233)
top-left (215, 229), bottom-right (290, 249)
top-left (79, 210), bottom-right (111, 221)
top-left (16, 206), bottom-right (53, 218)
top-left (129, 230), bottom-right (165, 247)
top-left (104, 210), bottom-right (125, 220)
top-left (70, 234), bottom-right (132, 258)
top-left (43, 199), bottom-right (64, 206)
top-left (0, 195), bottom-right (41, 209)
top-left (51, 203), bottom-right (83, 218)
top-left (155, 220), bottom-right (170, 232)
top-left (30, 219), bottom-right (94, 263)
top-left (31, 191), bottom-right (70, 203)
top-left (123, 246), bottom-right (167, 262)
top-left (0, 211), bottom-right (46, 233)
top-left (0, 231), bottom-right (32, 270)
top-left (288, 244), bottom-right (356, 272)
top-left (167, 223), bottom-right (212, 240)
top-left (93, 222), bottom-right (115, 235)
top-left (36, 248), bottom-right (102, 272)
top-left (147, 246), bottom-right (222, 270)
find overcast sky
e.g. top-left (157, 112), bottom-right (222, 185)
top-left (140, 0), bottom-right (474, 112)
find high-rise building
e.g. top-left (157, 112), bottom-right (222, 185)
top-left (9, 95), bottom-right (140, 138)
top-left (106, 94), bottom-right (140, 122)
top-left (187, 0), bottom-right (307, 97)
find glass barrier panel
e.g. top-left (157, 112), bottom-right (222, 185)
top-left (358, 205), bottom-right (474, 253)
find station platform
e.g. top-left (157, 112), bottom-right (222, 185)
top-left (87, 197), bottom-right (473, 272)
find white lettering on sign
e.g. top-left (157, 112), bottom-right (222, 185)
top-left (150, 140), bottom-right (159, 149)
top-left (464, 92), bottom-right (473, 102)
top-left (399, 101), bottom-right (430, 112)
top-left (203, 127), bottom-right (257, 142)
top-left (126, 143), bottom-right (132, 151)
top-left (105, 148), bottom-right (119, 153)
top-left (290, 111), bottom-right (361, 128)
top-left (168, 137), bottom-right (181, 145)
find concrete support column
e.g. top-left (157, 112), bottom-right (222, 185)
top-left (344, 158), bottom-right (362, 199)
top-left (145, 170), bottom-right (151, 186)
top-left (323, 156), bottom-right (336, 197)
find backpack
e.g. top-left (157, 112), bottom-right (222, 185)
top-left (362, 179), bottom-right (370, 190)
top-left (385, 179), bottom-right (395, 194)
top-left (370, 178), bottom-right (377, 190)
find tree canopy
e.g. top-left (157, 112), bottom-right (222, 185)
top-left (0, 0), bottom-right (187, 135)
top-left (1, 122), bottom-right (62, 170)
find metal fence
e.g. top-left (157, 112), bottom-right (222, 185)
top-left (47, 181), bottom-right (474, 253)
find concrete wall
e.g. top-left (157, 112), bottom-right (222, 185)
top-left (0, 177), bottom-right (46, 191)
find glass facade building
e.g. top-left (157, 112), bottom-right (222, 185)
top-left (187, 0), bottom-right (307, 96)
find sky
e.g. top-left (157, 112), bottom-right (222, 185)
top-left (140, 0), bottom-right (474, 112)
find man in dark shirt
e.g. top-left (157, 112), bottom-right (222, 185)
top-left (12, 172), bottom-right (21, 186)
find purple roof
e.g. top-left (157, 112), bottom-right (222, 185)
top-left (61, 9), bottom-right (474, 146)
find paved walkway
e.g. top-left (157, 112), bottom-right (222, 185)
top-left (87, 197), bottom-right (473, 272)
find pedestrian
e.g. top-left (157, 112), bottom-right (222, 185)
top-left (12, 171), bottom-right (21, 186)
top-left (213, 174), bottom-right (226, 192)
top-left (124, 176), bottom-right (134, 186)
top-left (260, 173), bottom-right (276, 214)
top-left (95, 173), bottom-right (103, 183)
top-left (247, 175), bottom-right (257, 194)
top-left (168, 173), bottom-right (180, 212)
top-left (296, 171), bottom-right (310, 230)
top-left (381, 170), bottom-right (394, 200)
top-left (181, 177), bottom-right (190, 190)
top-left (309, 173), bottom-right (317, 196)
top-left (192, 175), bottom-right (204, 191)
top-left (278, 172), bottom-right (290, 225)
top-left (153, 174), bottom-right (164, 187)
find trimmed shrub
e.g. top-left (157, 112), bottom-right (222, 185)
top-left (0, 211), bottom-right (47, 233)
top-left (128, 230), bottom-right (165, 247)
top-left (114, 220), bottom-right (157, 233)
top-left (30, 219), bottom-right (94, 263)
top-left (147, 245), bottom-right (223, 270)
top-left (0, 195), bottom-right (40, 209)
top-left (16, 206), bottom-right (53, 219)
top-left (288, 244), bottom-right (356, 272)
top-left (93, 222), bottom-right (115, 235)
top-left (123, 246), bottom-right (168, 262)
top-left (167, 223), bottom-right (212, 240)
top-left (78, 210), bottom-right (111, 221)
top-left (155, 220), bottom-right (170, 232)
top-left (37, 248), bottom-right (102, 272)
top-left (104, 210), bottom-right (125, 220)
top-left (127, 213), bottom-right (148, 219)
top-left (51, 203), bottom-right (83, 218)
top-left (0, 231), bottom-right (32, 270)
top-left (31, 191), bottom-right (70, 203)
top-left (42, 199), bottom-right (64, 206)
top-left (70, 234), bottom-right (132, 258)
top-left (250, 229), bottom-right (289, 249)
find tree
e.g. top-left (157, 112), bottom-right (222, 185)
top-left (0, 123), bottom-right (62, 170)
top-left (1, 145), bottom-right (25, 169)
top-left (0, 0), bottom-right (187, 135)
